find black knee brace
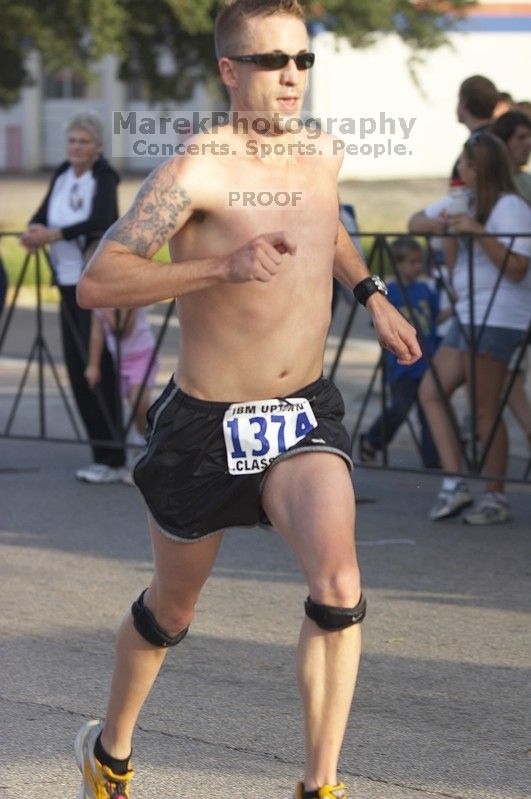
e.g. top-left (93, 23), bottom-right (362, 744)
top-left (304, 594), bottom-right (367, 631)
top-left (131, 589), bottom-right (189, 648)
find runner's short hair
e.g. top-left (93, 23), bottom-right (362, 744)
top-left (215, 0), bottom-right (305, 59)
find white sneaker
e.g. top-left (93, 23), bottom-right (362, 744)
top-left (429, 482), bottom-right (473, 521)
top-left (75, 719), bottom-right (134, 798)
top-left (75, 464), bottom-right (129, 484)
top-left (463, 494), bottom-right (512, 525)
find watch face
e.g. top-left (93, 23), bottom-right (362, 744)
top-left (373, 276), bottom-right (388, 295)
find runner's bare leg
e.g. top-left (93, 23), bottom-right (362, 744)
top-left (262, 452), bottom-right (361, 791)
top-left (100, 517), bottom-right (223, 758)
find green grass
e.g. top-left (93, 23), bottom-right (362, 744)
top-left (2, 231), bottom-right (402, 296)
top-left (1, 234), bottom-right (50, 287)
top-left (0, 232), bottom-right (170, 298)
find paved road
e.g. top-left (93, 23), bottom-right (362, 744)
top-left (1, 299), bottom-right (530, 798)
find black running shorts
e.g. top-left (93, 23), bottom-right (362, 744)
top-left (133, 376), bottom-right (353, 541)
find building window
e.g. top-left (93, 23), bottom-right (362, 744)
top-left (126, 75), bottom-right (150, 102)
top-left (44, 69), bottom-right (87, 99)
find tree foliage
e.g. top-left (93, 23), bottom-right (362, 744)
top-left (0, 0), bottom-right (477, 106)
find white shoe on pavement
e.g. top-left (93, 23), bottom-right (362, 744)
top-left (463, 493), bottom-right (512, 525)
top-left (429, 482), bottom-right (473, 521)
top-left (75, 463), bottom-right (129, 484)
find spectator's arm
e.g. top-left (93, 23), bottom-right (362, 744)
top-left (20, 174), bottom-right (59, 250)
top-left (101, 307), bottom-right (137, 339)
top-left (442, 235), bottom-right (458, 271)
top-left (479, 239), bottom-right (528, 282)
top-left (408, 210), bottom-right (447, 235)
top-left (436, 307), bottom-right (453, 325)
top-left (22, 165), bottom-right (119, 271)
top-left (451, 214), bottom-right (529, 282)
top-left (20, 224), bottom-right (62, 250)
top-left (119, 308), bottom-right (137, 338)
top-left (27, 169), bottom-right (64, 226)
top-left (429, 283), bottom-right (450, 326)
top-left (28, 195), bottom-right (50, 226)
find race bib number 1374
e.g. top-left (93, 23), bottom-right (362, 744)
top-left (222, 397), bottom-right (318, 475)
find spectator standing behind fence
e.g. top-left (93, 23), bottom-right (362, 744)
top-left (450, 75), bottom-right (498, 180)
top-left (84, 307), bottom-right (159, 477)
top-left (514, 100), bottom-right (531, 122)
top-left (419, 132), bottom-right (531, 525)
top-left (20, 112), bottom-right (128, 483)
top-left (491, 110), bottom-right (531, 203)
top-left (409, 75), bottom-right (498, 237)
top-left (359, 238), bottom-right (445, 469)
top-left (491, 111), bottom-right (531, 447)
top-left (408, 75), bottom-right (498, 330)
top-left (493, 91), bottom-right (514, 119)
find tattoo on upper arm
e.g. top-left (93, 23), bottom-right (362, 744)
top-left (104, 164), bottom-right (192, 257)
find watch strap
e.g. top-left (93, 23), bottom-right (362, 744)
top-left (353, 276), bottom-right (387, 307)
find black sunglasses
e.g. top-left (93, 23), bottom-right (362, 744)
top-left (227, 51), bottom-right (315, 71)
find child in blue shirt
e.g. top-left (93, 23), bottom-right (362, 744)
top-left (360, 237), bottom-right (449, 468)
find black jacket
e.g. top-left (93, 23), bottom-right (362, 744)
top-left (30, 156), bottom-right (120, 250)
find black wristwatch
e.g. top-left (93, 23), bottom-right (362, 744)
top-left (353, 275), bottom-right (388, 306)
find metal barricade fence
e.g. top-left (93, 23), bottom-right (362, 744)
top-left (329, 231), bottom-right (530, 483)
top-left (0, 230), bottom-right (529, 483)
top-left (0, 232), bottom-right (175, 453)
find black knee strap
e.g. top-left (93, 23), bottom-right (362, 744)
top-left (305, 594), bottom-right (367, 630)
top-left (131, 589), bottom-right (189, 647)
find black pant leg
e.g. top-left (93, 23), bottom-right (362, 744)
top-left (366, 376), bottom-right (417, 450)
top-left (59, 285), bottom-right (126, 467)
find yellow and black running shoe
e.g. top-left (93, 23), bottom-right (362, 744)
top-left (75, 720), bottom-right (134, 799)
top-left (295, 782), bottom-right (348, 799)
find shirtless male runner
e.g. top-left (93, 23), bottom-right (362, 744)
top-left (74, 2), bottom-right (420, 797)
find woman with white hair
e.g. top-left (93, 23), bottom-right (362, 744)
top-left (21, 112), bottom-right (127, 483)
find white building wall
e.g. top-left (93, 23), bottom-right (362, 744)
top-left (1, 2), bottom-right (530, 178)
top-left (0, 51), bottom-right (42, 171)
top-left (20, 52), bottom-right (43, 171)
top-left (0, 104), bottom-right (25, 171)
top-left (311, 28), bottom-right (531, 181)
top-left (118, 84), bottom-right (223, 173)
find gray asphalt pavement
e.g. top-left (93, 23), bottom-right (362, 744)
top-left (1, 298), bottom-right (530, 799)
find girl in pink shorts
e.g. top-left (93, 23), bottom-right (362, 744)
top-left (85, 307), bottom-right (158, 438)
